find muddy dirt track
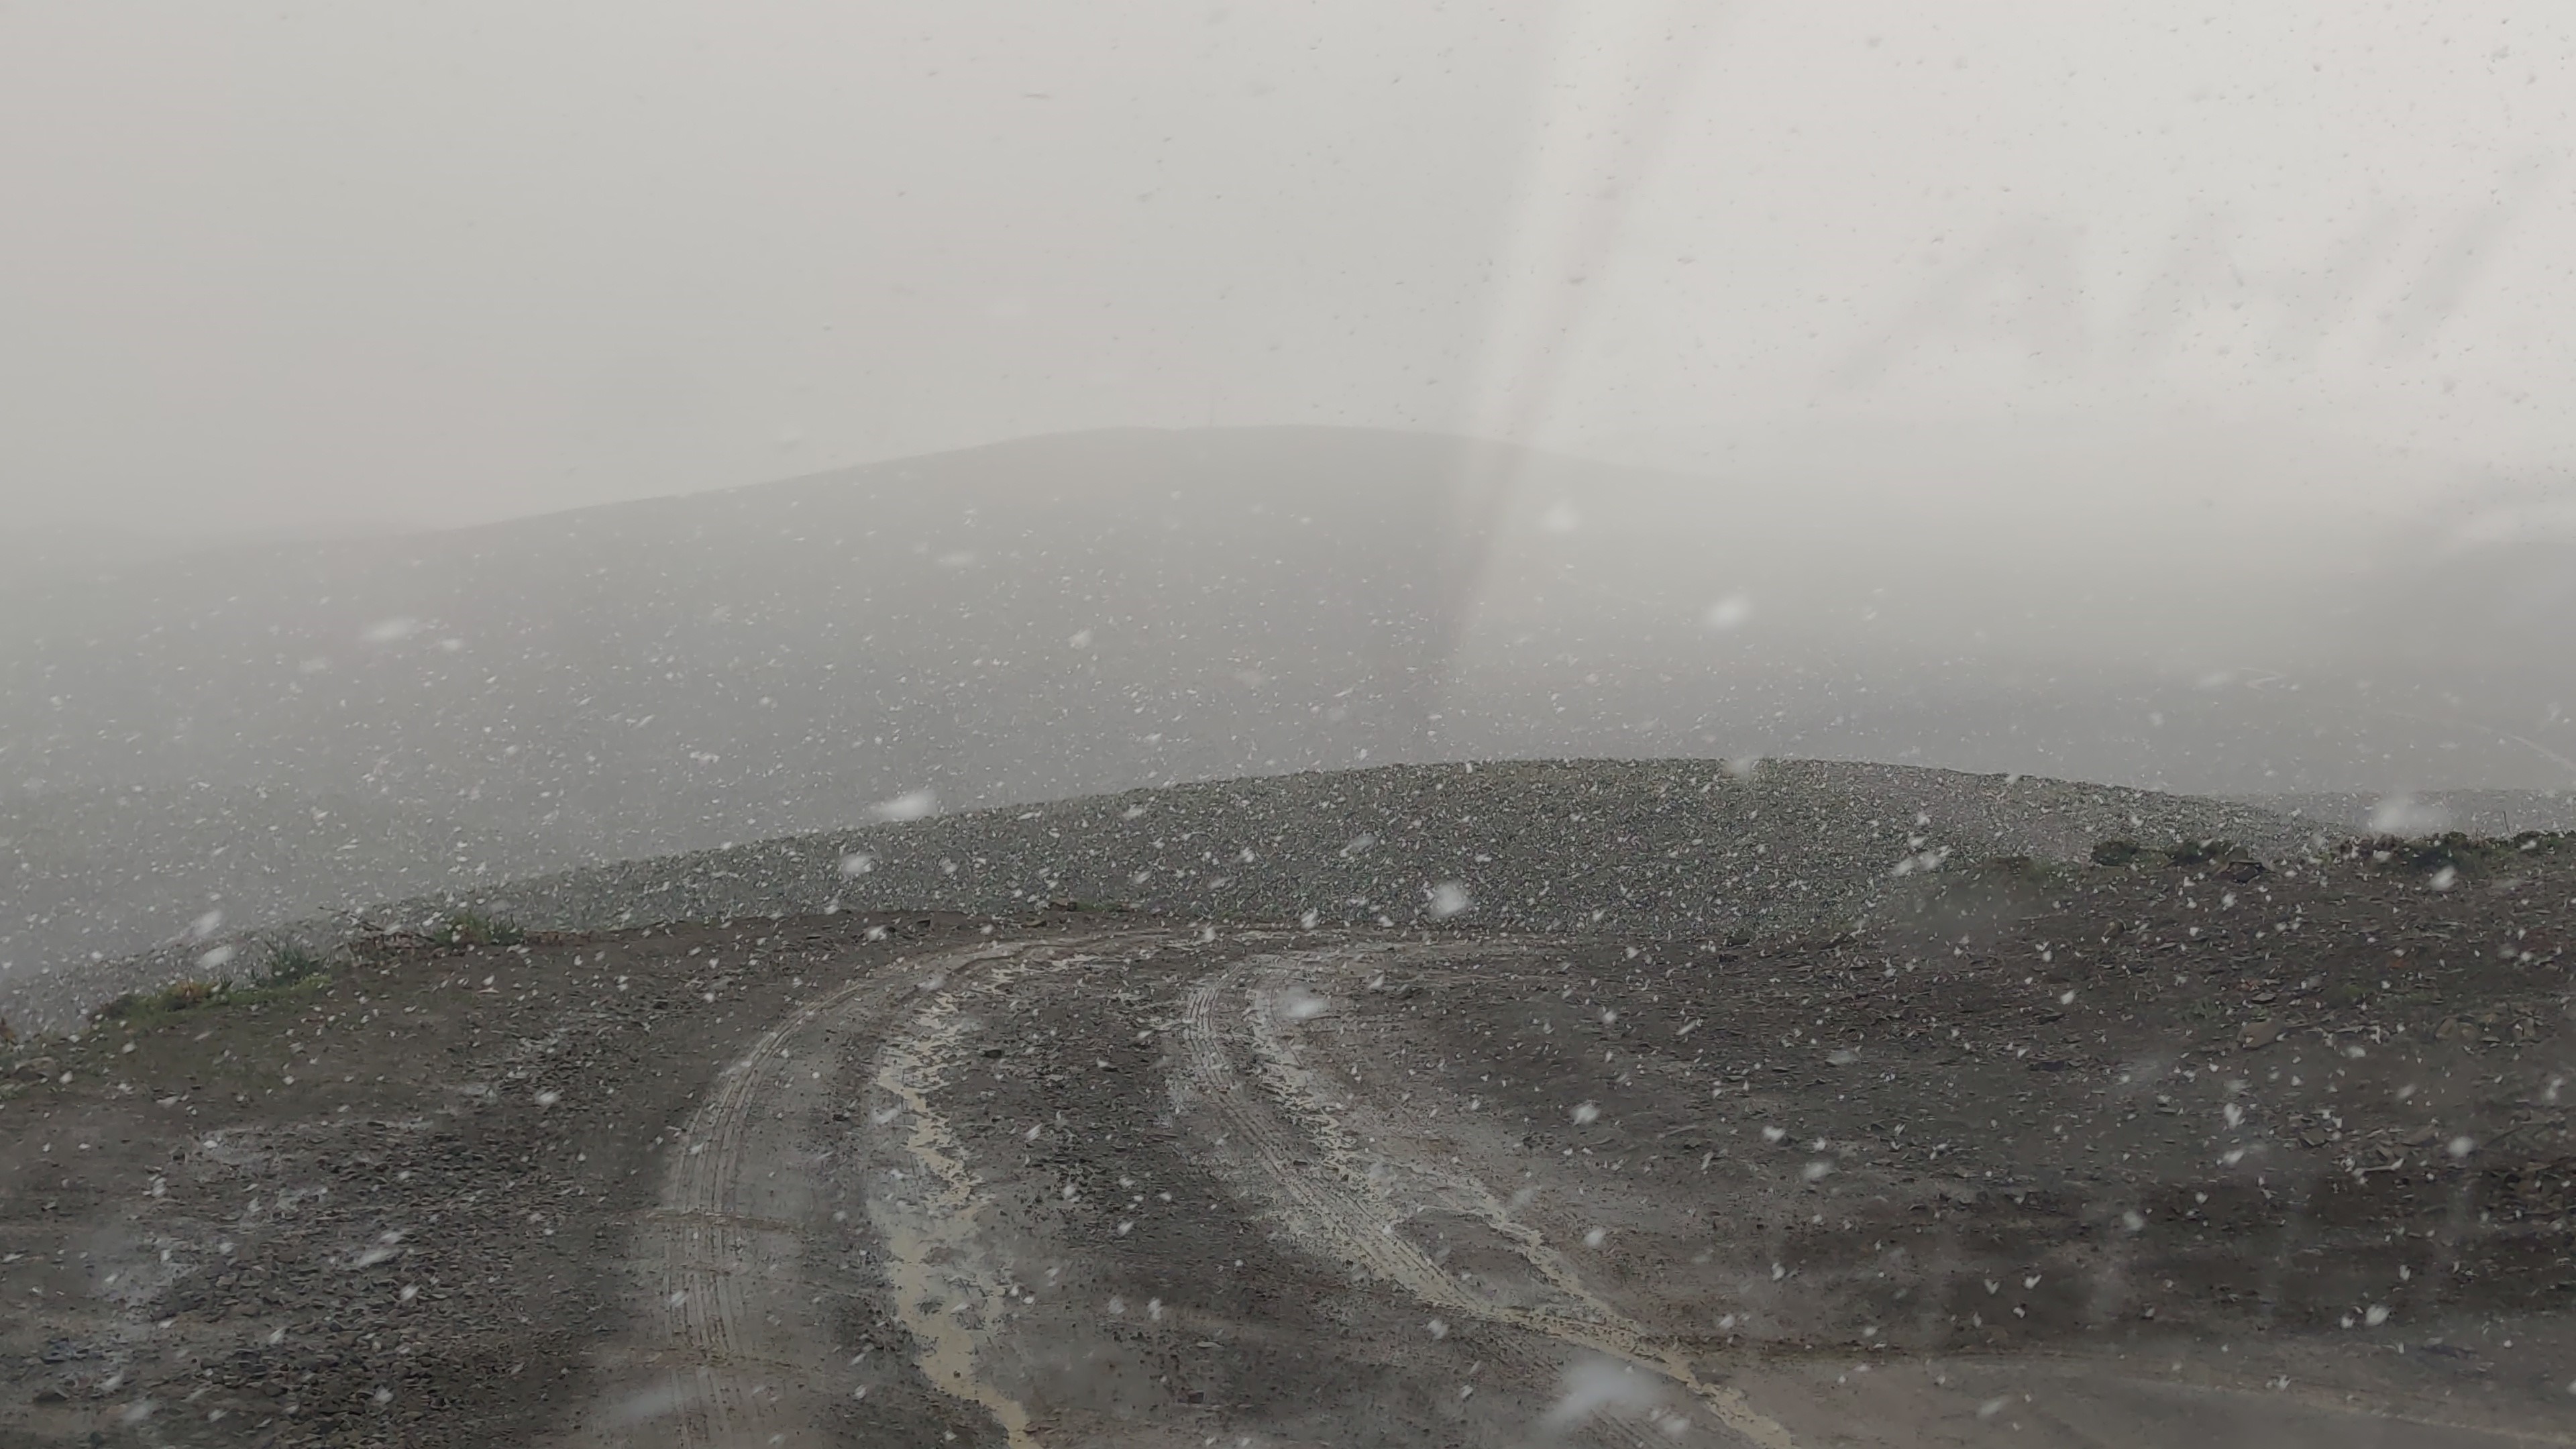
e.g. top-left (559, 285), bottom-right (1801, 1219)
top-left (9, 839), bottom-right (2576, 1446)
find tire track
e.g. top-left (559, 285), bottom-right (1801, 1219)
top-left (634, 973), bottom-right (875, 1446)
top-left (1176, 945), bottom-right (1800, 1449)
top-left (582, 937), bottom-right (1054, 1446)
top-left (866, 930), bottom-right (1169, 1449)
top-left (869, 952), bottom-right (1051, 1448)
top-left (645, 959), bottom-right (915, 1445)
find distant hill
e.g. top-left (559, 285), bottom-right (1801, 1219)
top-left (3, 424), bottom-right (2570, 989)
top-left (0, 427), bottom-right (1509, 843)
top-left (0, 427), bottom-right (1515, 983)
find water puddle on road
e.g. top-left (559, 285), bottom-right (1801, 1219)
top-left (870, 941), bottom-right (1144, 1448)
top-left (874, 989), bottom-right (1040, 1448)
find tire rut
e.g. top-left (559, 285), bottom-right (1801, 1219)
top-left (576, 936), bottom-right (1071, 1446)
top-left (1176, 945), bottom-right (1801, 1448)
top-left (867, 930), bottom-right (1171, 1448)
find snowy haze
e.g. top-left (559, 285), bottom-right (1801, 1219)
top-left (5, 2), bottom-right (2571, 533)
top-left (4, 4), bottom-right (2576, 985)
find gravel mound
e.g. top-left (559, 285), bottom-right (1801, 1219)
top-left (8, 758), bottom-right (2316, 1034)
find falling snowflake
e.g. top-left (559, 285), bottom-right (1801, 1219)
top-left (868, 790), bottom-right (937, 823)
top-left (1542, 1358), bottom-right (1662, 1429)
top-left (1703, 592), bottom-right (1754, 631)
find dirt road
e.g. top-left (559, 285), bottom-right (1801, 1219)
top-left (11, 837), bottom-right (2576, 1446)
top-left (575, 924), bottom-right (2576, 1446)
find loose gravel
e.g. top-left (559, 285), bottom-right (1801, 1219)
top-left (9, 759), bottom-right (2316, 1036)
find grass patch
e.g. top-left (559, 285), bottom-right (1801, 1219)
top-left (90, 938), bottom-right (339, 1026)
top-left (93, 970), bottom-right (333, 1026)
top-left (221, 974), bottom-right (332, 1010)
top-left (262, 940), bottom-right (331, 986)
top-left (437, 910), bottom-right (527, 947)
top-left (153, 979), bottom-right (217, 1012)
top-left (95, 977), bottom-right (228, 1024)
top-left (95, 979), bottom-right (218, 1022)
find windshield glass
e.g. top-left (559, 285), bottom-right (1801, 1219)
top-left (3, 6), bottom-right (2571, 1445)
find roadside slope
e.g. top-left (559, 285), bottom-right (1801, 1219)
top-left (16, 759), bottom-right (2316, 1035)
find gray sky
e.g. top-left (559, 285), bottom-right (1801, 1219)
top-left (5, 1), bottom-right (2572, 546)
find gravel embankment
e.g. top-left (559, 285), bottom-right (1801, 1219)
top-left (9, 758), bottom-right (2318, 1034)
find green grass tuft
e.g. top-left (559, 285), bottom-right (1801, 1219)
top-left (90, 940), bottom-right (340, 1026)
top-left (96, 978), bottom-right (228, 1024)
top-left (261, 941), bottom-right (331, 986)
top-left (438, 910), bottom-right (527, 947)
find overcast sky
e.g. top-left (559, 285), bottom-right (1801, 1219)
top-left (5, 1), bottom-right (2572, 547)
